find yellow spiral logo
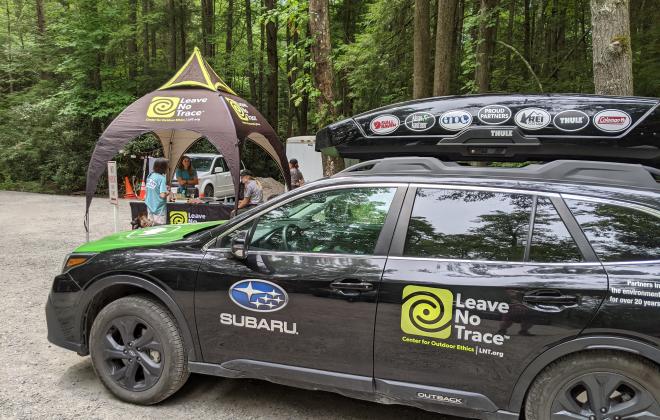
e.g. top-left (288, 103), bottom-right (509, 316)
top-left (401, 285), bottom-right (453, 339)
top-left (169, 211), bottom-right (188, 224)
top-left (225, 97), bottom-right (250, 122)
top-left (147, 96), bottom-right (181, 118)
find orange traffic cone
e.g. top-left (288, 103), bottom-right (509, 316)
top-left (138, 179), bottom-right (146, 200)
top-left (124, 176), bottom-right (137, 199)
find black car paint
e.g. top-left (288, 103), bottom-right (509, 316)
top-left (46, 174), bottom-right (660, 419)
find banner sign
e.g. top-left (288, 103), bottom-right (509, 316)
top-left (108, 161), bottom-right (118, 205)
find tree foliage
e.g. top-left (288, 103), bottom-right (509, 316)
top-left (0, 0), bottom-right (657, 193)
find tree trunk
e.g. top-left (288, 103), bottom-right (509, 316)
top-left (128, 0), bottom-right (138, 81)
top-left (142, 0), bottom-right (150, 67)
top-left (245, 0), bottom-right (257, 102)
top-left (169, 0), bottom-right (177, 69)
top-left (258, 2), bottom-right (265, 111)
top-left (474, 0), bottom-right (498, 92)
top-left (413, 0), bottom-right (431, 98)
top-left (502, 0), bottom-right (515, 89)
top-left (35, 0), bottom-right (45, 35)
top-left (338, 0), bottom-right (356, 115)
top-left (590, 0), bottom-right (633, 95)
top-left (523, 0), bottom-right (531, 63)
top-left (179, 0), bottom-right (187, 65)
top-left (450, 0), bottom-right (464, 92)
top-left (309, 0), bottom-right (344, 175)
top-left (225, 0), bottom-right (234, 82)
top-left (433, 0), bottom-right (458, 96)
top-left (264, 0), bottom-right (278, 130)
top-left (201, 0), bottom-right (215, 58)
top-left (5, 0), bottom-right (12, 93)
top-left (149, 0), bottom-right (156, 61)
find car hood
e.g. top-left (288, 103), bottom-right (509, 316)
top-left (73, 221), bottom-right (227, 253)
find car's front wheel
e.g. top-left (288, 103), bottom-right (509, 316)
top-left (89, 295), bottom-right (189, 404)
top-left (525, 351), bottom-right (660, 419)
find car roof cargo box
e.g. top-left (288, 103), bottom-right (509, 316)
top-left (315, 94), bottom-right (660, 168)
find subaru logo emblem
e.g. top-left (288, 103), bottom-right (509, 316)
top-left (229, 280), bottom-right (288, 312)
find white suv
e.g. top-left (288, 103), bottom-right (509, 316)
top-left (173, 153), bottom-right (235, 199)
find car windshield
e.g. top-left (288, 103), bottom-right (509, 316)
top-left (191, 157), bottom-right (214, 172)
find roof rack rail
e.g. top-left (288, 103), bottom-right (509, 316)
top-left (334, 157), bottom-right (660, 190)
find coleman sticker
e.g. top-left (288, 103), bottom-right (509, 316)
top-left (593, 109), bottom-right (632, 132)
top-left (514, 108), bottom-right (551, 130)
top-left (404, 112), bottom-right (435, 132)
top-left (477, 105), bottom-right (512, 125)
top-left (553, 110), bottom-right (589, 132)
top-left (370, 114), bottom-right (400, 135)
top-left (439, 110), bottom-right (473, 131)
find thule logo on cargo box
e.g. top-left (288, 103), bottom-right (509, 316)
top-left (490, 129), bottom-right (512, 137)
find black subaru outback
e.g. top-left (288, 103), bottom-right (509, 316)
top-left (47, 95), bottom-right (660, 419)
top-left (47, 157), bottom-right (660, 419)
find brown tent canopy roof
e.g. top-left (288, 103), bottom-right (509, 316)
top-left (159, 47), bottom-right (237, 94)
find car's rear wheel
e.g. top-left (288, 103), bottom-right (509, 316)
top-left (204, 184), bottom-right (214, 198)
top-left (525, 351), bottom-right (660, 419)
top-left (89, 295), bottom-right (189, 405)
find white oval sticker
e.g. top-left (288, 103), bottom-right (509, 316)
top-left (404, 112), bottom-right (435, 132)
top-left (370, 114), bottom-right (400, 135)
top-left (514, 108), bottom-right (551, 130)
top-left (439, 110), bottom-right (473, 131)
top-left (593, 109), bottom-right (632, 132)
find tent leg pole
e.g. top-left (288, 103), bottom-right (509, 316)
top-left (113, 204), bottom-right (119, 233)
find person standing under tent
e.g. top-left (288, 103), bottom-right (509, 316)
top-left (145, 158), bottom-right (170, 225)
top-left (289, 158), bottom-right (305, 188)
top-left (176, 155), bottom-right (199, 197)
top-left (237, 170), bottom-right (263, 213)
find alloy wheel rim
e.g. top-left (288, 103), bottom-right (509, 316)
top-left (550, 371), bottom-right (660, 419)
top-left (101, 316), bottom-right (163, 391)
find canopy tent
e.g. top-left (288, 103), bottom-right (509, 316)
top-left (85, 47), bottom-right (290, 230)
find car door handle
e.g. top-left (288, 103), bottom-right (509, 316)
top-left (523, 291), bottom-right (579, 306)
top-left (330, 280), bottom-right (374, 292)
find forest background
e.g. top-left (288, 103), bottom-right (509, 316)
top-left (0, 0), bottom-right (657, 193)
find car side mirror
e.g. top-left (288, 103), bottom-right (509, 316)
top-left (230, 231), bottom-right (248, 260)
top-left (213, 167), bottom-right (224, 174)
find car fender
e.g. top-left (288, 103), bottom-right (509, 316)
top-left (77, 274), bottom-right (199, 361)
top-left (508, 335), bottom-right (660, 411)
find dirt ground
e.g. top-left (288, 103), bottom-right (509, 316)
top-left (0, 191), bottom-right (457, 420)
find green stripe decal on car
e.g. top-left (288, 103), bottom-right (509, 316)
top-left (74, 221), bottom-right (227, 253)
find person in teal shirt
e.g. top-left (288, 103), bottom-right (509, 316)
top-left (175, 155), bottom-right (199, 197)
top-left (145, 158), bottom-right (169, 225)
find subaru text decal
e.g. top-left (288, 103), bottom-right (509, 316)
top-left (229, 280), bottom-right (288, 312)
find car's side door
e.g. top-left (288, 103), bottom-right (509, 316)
top-left (373, 185), bottom-right (608, 415)
top-left (195, 184), bottom-right (406, 392)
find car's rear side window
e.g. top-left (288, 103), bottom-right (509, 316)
top-left (566, 199), bottom-right (660, 262)
top-left (403, 189), bottom-right (532, 261)
top-left (529, 197), bottom-right (583, 263)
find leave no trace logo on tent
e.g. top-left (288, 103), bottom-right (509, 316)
top-left (225, 97), bottom-right (260, 126)
top-left (147, 96), bottom-right (181, 118)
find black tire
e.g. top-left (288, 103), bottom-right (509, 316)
top-left (204, 184), bottom-right (214, 198)
top-left (525, 350), bottom-right (660, 419)
top-left (89, 295), bottom-right (189, 405)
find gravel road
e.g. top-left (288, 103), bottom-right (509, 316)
top-left (0, 191), bottom-right (459, 420)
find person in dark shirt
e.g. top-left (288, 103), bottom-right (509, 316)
top-left (289, 158), bottom-right (305, 188)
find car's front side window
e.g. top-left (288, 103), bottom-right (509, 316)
top-left (249, 187), bottom-right (397, 255)
top-left (403, 188), bottom-right (532, 261)
top-left (566, 199), bottom-right (660, 262)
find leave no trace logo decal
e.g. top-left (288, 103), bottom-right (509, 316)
top-left (147, 96), bottom-right (181, 118)
top-left (169, 211), bottom-right (188, 224)
top-left (401, 285), bottom-right (453, 339)
top-left (225, 97), bottom-right (260, 126)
